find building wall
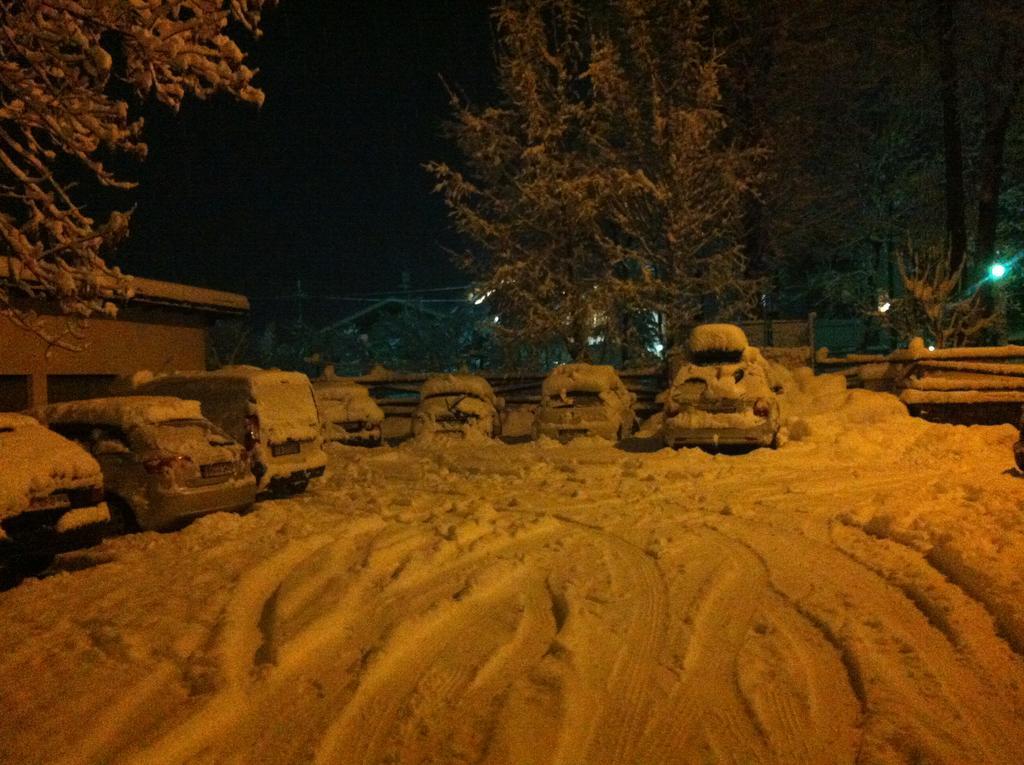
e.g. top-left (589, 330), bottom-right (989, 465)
top-left (0, 313), bottom-right (208, 409)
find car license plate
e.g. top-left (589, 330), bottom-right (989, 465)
top-left (29, 492), bottom-right (72, 511)
top-left (201, 462), bottom-right (234, 478)
top-left (271, 441), bottom-right (301, 457)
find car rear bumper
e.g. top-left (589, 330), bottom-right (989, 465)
top-left (325, 424), bottom-right (382, 446)
top-left (536, 421), bottom-right (619, 442)
top-left (663, 422), bottom-right (776, 448)
top-left (146, 480), bottom-right (257, 530)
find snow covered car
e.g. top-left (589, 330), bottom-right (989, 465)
top-left (662, 323), bottom-right (780, 449)
top-left (533, 363), bottom-right (636, 442)
top-left (43, 397), bottom-right (256, 532)
top-left (0, 413), bottom-right (109, 573)
top-left (133, 367), bottom-right (326, 494)
top-left (412, 374), bottom-right (502, 439)
top-left (313, 379), bottom-right (384, 446)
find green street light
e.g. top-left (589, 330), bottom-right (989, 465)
top-left (990, 262), bottom-right (1008, 280)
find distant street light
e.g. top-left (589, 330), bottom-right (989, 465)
top-left (878, 300), bottom-right (891, 314)
top-left (990, 262), bottom-right (1007, 280)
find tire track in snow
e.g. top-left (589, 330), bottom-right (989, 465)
top-left (310, 563), bottom-right (536, 765)
top-left (710, 513), bottom-right (1024, 765)
top-left (124, 533), bottom-right (334, 765)
top-left (633, 533), bottom-right (772, 765)
top-left (142, 510), bottom-right (566, 764)
top-left (837, 512), bottom-right (1024, 660)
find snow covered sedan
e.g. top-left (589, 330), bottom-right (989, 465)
top-left (43, 397), bottom-right (257, 533)
top-left (533, 363), bottom-right (637, 442)
top-left (412, 374), bottom-right (503, 439)
top-left (313, 379), bottom-right (384, 446)
top-left (662, 323), bottom-right (780, 450)
top-left (1, 413), bottom-right (109, 581)
top-left (134, 367), bottom-right (327, 495)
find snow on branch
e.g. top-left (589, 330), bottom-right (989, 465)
top-left (0, 0), bottom-right (271, 345)
top-left (885, 241), bottom-right (997, 348)
top-left (428, 0), bottom-right (764, 361)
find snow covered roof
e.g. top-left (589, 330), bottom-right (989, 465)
top-left (541, 363), bottom-right (627, 396)
top-left (0, 256), bottom-right (248, 315)
top-left (0, 414), bottom-right (101, 520)
top-left (43, 397), bottom-right (205, 430)
top-left (687, 324), bottom-right (749, 354)
top-left (420, 374), bottom-right (497, 403)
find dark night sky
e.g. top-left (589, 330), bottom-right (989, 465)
top-left (115, 1), bottom-right (496, 325)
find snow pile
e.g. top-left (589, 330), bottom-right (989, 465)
top-left (43, 396), bottom-right (204, 430)
top-left (0, 414), bottom-right (102, 520)
top-left (777, 367), bottom-right (1018, 470)
top-left (687, 323), bottom-right (749, 353)
top-left (56, 504), bottom-right (112, 533)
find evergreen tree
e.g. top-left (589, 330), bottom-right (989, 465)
top-left (428, 0), bottom-right (761, 360)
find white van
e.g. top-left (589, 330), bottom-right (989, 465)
top-left (133, 367), bottom-right (326, 494)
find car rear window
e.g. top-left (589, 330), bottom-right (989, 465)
top-left (550, 391), bottom-right (604, 406)
top-left (691, 349), bottom-right (744, 365)
top-left (138, 419), bottom-right (234, 451)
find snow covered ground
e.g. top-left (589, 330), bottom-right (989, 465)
top-left (2, 371), bottom-right (1024, 764)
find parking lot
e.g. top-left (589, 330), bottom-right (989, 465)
top-left (2, 374), bottom-right (1024, 765)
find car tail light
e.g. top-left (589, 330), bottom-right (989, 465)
top-left (753, 399), bottom-right (771, 418)
top-left (143, 454), bottom-right (192, 474)
top-left (245, 414), bottom-right (261, 451)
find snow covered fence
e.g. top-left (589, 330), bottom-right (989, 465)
top-left (817, 341), bottom-right (1024, 425)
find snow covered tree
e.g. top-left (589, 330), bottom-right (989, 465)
top-left (428, 0), bottom-right (761, 360)
top-left (0, 0), bottom-right (271, 345)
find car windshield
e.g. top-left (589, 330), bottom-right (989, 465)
top-left (691, 349), bottom-right (744, 365)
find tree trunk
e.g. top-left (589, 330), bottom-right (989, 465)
top-left (936, 0), bottom-right (967, 272)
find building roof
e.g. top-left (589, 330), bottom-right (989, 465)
top-left (0, 257), bottom-right (249, 315)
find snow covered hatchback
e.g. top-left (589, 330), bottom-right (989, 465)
top-left (0, 413), bottom-right (109, 573)
top-left (133, 367), bottom-right (326, 495)
top-left (43, 397), bottom-right (256, 532)
top-left (534, 363), bottom-right (636, 442)
top-left (662, 323), bottom-right (780, 450)
top-left (412, 374), bottom-right (502, 439)
top-left (313, 380), bottom-right (384, 446)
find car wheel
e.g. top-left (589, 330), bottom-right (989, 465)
top-left (106, 497), bottom-right (139, 537)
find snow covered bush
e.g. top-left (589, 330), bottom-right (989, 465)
top-left (0, 0), bottom-right (271, 346)
top-left (884, 242), bottom-right (997, 348)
